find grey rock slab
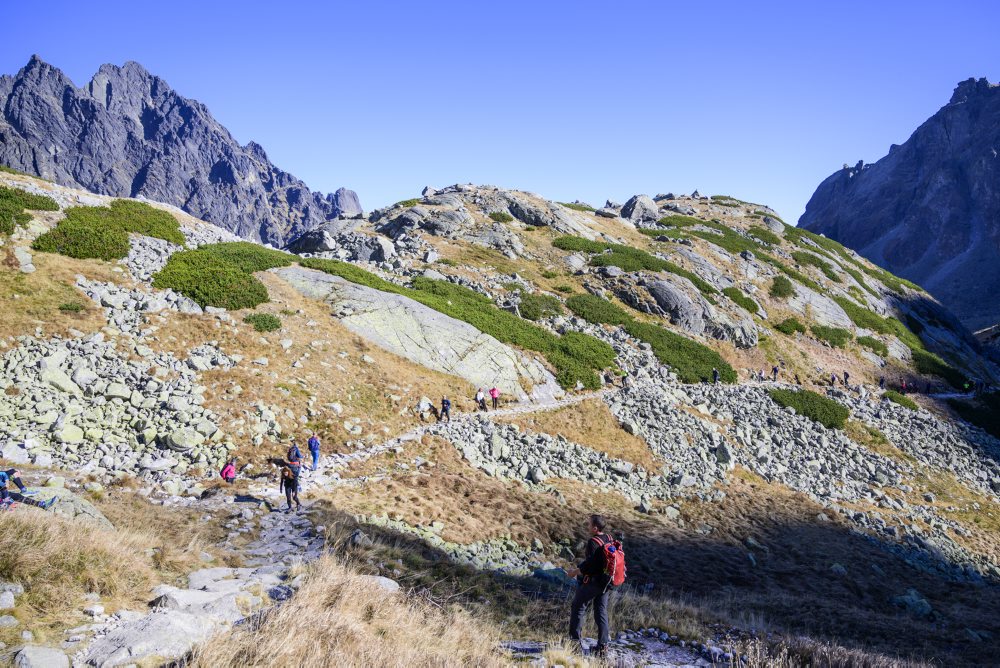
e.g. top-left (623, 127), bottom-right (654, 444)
top-left (273, 266), bottom-right (558, 401)
top-left (79, 610), bottom-right (221, 667)
top-left (14, 646), bottom-right (69, 668)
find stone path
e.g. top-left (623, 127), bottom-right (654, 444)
top-left (505, 631), bottom-right (710, 667)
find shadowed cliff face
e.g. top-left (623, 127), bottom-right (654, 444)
top-left (799, 78), bottom-right (1000, 332)
top-left (0, 55), bottom-right (361, 246)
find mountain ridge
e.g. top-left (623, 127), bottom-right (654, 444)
top-left (799, 77), bottom-right (1000, 332)
top-left (0, 55), bottom-right (360, 245)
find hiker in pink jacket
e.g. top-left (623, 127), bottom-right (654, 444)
top-left (220, 458), bottom-right (237, 484)
top-left (489, 386), bottom-right (500, 410)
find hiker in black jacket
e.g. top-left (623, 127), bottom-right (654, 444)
top-left (565, 514), bottom-right (614, 657)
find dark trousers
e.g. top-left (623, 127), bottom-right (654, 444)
top-left (283, 479), bottom-right (300, 508)
top-left (491, 397), bottom-right (498, 409)
top-left (569, 581), bottom-right (610, 649)
top-left (1, 490), bottom-right (45, 509)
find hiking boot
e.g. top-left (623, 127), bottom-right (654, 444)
top-left (296, 503), bottom-right (303, 512)
top-left (42, 497), bottom-right (58, 510)
top-left (20, 489), bottom-right (37, 496)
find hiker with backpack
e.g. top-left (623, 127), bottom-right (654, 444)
top-left (439, 396), bottom-right (451, 423)
top-left (220, 458), bottom-right (237, 484)
top-left (279, 451), bottom-right (303, 513)
top-left (0, 469), bottom-right (56, 511)
top-left (565, 514), bottom-right (625, 658)
top-left (308, 433), bottom-right (321, 471)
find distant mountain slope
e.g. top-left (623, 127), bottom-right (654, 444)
top-left (0, 55), bottom-right (360, 245)
top-left (799, 78), bottom-right (1000, 332)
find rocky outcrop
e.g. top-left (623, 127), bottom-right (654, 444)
top-left (800, 78), bottom-right (1000, 331)
top-left (285, 221), bottom-right (397, 263)
top-left (0, 56), bottom-right (359, 246)
top-left (272, 266), bottom-right (560, 401)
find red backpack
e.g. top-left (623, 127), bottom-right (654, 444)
top-left (594, 534), bottom-right (626, 587)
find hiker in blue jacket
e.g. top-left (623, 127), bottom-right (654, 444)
top-left (308, 434), bottom-right (321, 471)
top-left (439, 396), bottom-right (451, 423)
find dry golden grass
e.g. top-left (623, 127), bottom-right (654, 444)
top-left (0, 510), bottom-right (155, 645)
top-left (191, 555), bottom-right (504, 668)
top-left (844, 421), bottom-right (917, 465)
top-left (148, 271), bottom-right (475, 465)
top-left (0, 250), bottom-right (117, 339)
top-left (498, 398), bottom-right (661, 471)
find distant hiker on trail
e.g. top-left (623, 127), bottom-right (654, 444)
top-left (901, 380), bottom-right (907, 393)
top-left (489, 386), bottom-right (500, 409)
top-left (279, 453), bottom-right (303, 513)
top-left (565, 514), bottom-right (625, 658)
top-left (308, 434), bottom-right (321, 471)
top-left (475, 388), bottom-right (487, 411)
top-left (879, 376), bottom-right (886, 390)
top-left (439, 396), bottom-right (451, 423)
top-left (287, 442), bottom-right (302, 463)
top-left (220, 458), bottom-right (237, 484)
top-left (843, 371), bottom-right (850, 386)
top-left (772, 366), bottom-right (779, 382)
top-left (830, 373), bottom-right (837, 386)
top-left (712, 368), bottom-right (719, 384)
top-left (0, 469), bottom-right (56, 511)
top-left (794, 374), bottom-right (802, 385)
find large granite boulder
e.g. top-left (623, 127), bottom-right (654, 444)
top-left (272, 267), bottom-right (561, 401)
top-left (620, 195), bottom-right (660, 224)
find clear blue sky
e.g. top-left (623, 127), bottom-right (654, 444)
top-left (2, 1), bottom-right (998, 222)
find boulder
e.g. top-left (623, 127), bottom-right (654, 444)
top-left (646, 280), bottom-right (706, 335)
top-left (80, 610), bottom-right (222, 667)
top-left (14, 646), bottom-right (69, 668)
top-left (273, 266), bottom-right (560, 402)
top-left (360, 575), bottom-right (400, 594)
top-left (165, 428), bottom-right (204, 453)
top-left (39, 368), bottom-right (80, 396)
top-left (620, 195), bottom-right (659, 223)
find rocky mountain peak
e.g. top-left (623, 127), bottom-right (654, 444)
top-left (800, 77), bottom-right (1000, 332)
top-left (0, 56), bottom-right (359, 245)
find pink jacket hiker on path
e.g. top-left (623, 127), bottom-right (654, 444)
top-left (489, 386), bottom-right (500, 409)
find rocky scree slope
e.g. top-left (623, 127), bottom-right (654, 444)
top-left (800, 77), bottom-right (1000, 333)
top-left (0, 55), bottom-right (360, 246)
top-left (2, 173), bottom-right (1000, 665)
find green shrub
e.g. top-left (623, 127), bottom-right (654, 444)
top-left (754, 210), bottom-right (783, 222)
top-left (775, 317), bottom-right (806, 335)
top-left (33, 200), bottom-right (184, 259)
top-left (558, 202), bottom-right (595, 212)
top-left (300, 259), bottom-right (614, 390)
top-left (883, 390), bottom-right (918, 411)
top-left (770, 275), bottom-right (794, 298)
top-left (856, 336), bottom-right (888, 357)
top-left (948, 393), bottom-right (1000, 438)
top-left (657, 215), bottom-right (701, 228)
top-left (832, 296), bottom-right (888, 333)
top-left (686, 222), bottom-right (763, 256)
top-left (552, 236), bottom-right (609, 253)
top-left (518, 293), bottom-right (563, 321)
top-left (58, 302), bottom-right (84, 313)
top-left (565, 294), bottom-right (736, 383)
top-left (554, 285), bottom-right (574, 294)
top-left (438, 258), bottom-right (456, 266)
top-left (33, 218), bottom-right (130, 260)
top-left (153, 242), bottom-right (292, 310)
top-left (760, 255), bottom-right (823, 292)
top-left (540, 270), bottom-right (559, 279)
top-left (792, 250), bottom-right (841, 282)
top-left (488, 211), bottom-right (514, 223)
top-left (565, 294), bottom-right (633, 326)
top-left (396, 198), bottom-right (421, 208)
top-left (0, 185), bottom-right (59, 235)
top-left (769, 389), bottom-right (849, 429)
top-left (885, 317), bottom-right (924, 351)
top-left (243, 312), bottom-right (282, 332)
top-left (552, 236), bottom-right (716, 296)
top-left (810, 325), bottom-right (852, 348)
top-left (0, 164), bottom-right (32, 177)
top-left (721, 287), bottom-right (758, 314)
top-left (747, 226), bottom-right (781, 246)
top-left (638, 227), bottom-right (687, 240)
top-left (911, 349), bottom-right (965, 388)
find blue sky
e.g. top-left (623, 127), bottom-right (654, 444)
top-left (2, 1), bottom-right (998, 222)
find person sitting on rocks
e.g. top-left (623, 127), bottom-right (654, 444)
top-left (475, 388), bottom-right (487, 411)
top-left (0, 469), bottom-right (56, 511)
top-left (565, 514), bottom-right (615, 658)
top-left (220, 458), bottom-right (237, 484)
top-left (279, 454), bottom-right (303, 513)
top-left (439, 396), bottom-right (452, 423)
